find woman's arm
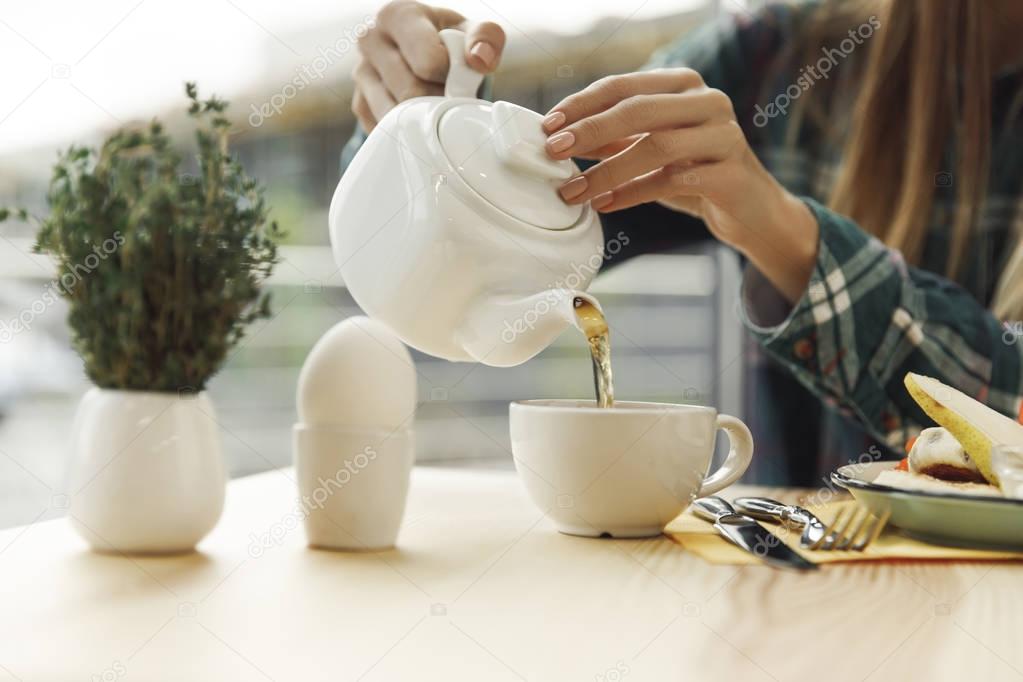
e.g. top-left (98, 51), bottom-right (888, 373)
top-left (542, 65), bottom-right (1022, 452)
top-left (593, 5), bottom-right (803, 263)
top-left (741, 200), bottom-right (1023, 450)
top-left (542, 67), bottom-right (819, 293)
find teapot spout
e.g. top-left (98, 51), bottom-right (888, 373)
top-left (456, 290), bottom-right (601, 367)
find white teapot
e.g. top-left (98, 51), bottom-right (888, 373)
top-left (329, 29), bottom-right (604, 367)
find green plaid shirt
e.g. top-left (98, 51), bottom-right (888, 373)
top-left (651, 3), bottom-right (1023, 465)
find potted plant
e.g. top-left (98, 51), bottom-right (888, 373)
top-left (1, 83), bottom-right (280, 554)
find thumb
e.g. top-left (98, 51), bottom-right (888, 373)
top-left (462, 21), bottom-right (506, 73)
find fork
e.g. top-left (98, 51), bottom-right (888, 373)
top-left (808, 504), bottom-right (890, 552)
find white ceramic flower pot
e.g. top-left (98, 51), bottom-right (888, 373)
top-left (293, 425), bottom-right (414, 550)
top-left (67, 388), bottom-right (226, 554)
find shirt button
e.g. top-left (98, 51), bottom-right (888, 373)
top-left (794, 339), bottom-right (814, 360)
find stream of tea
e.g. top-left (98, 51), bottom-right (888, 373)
top-left (573, 297), bottom-right (614, 408)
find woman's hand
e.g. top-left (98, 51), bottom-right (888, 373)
top-left (543, 69), bottom-right (819, 303)
top-left (352, 1), bottom-right (505, 131)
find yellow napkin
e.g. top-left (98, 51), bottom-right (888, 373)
top-left (666, 499), bottom-right (1023, 564)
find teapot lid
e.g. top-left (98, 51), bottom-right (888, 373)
top-left (437, 100), bottom-right (584, 231)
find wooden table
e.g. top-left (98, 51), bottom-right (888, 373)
top-left (1, 467), bottom-right (1020, 682)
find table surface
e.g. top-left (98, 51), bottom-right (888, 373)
top-left (1, 466), bottom-right (1021, 682)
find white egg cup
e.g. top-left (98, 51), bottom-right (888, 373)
top-left (294, 316), bottom-right (418, 551)
top-left (293, 424), bottom-right (414, 551)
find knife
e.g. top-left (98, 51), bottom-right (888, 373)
top-left (691, 497), bottom-right (817, 571)
top-left (732, 496), bottom-right (828, 548)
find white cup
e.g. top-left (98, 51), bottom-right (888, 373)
top-left (293, 425), bottom-right (414, 550)
top-left (509, 400), bottom-right (754, 538)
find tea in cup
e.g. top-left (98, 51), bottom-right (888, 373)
top-left (509, 400), bottom-right (754, 538)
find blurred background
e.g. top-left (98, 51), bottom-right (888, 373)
top-left (0, 0), bottom-right (768, 528)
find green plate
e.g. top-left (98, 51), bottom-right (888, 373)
top-left (832, 462), bottom-right (1023, 551)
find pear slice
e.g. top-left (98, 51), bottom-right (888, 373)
top-left (904, 373), bottom-right (1023, 485)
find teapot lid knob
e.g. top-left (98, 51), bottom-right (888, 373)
top-left (439, 29), bottom-right (485, 99)
top-left (491, 101), bottom-right (576, 181)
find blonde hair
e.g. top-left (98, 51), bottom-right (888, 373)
top-left (802, 1), bottom-right (1023, 320)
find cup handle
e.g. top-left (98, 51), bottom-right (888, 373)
top-left (696, 414), bottom-right (754, 497)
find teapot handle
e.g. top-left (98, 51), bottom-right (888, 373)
top-left (439, 29), bottom-right (486, 99)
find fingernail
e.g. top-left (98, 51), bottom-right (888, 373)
top-left (542, 111), bottom-right (566, 132)
top-left (470, 41), bottom-right (497, 69)
top-left (559, 175), bottom-right (588, 201)
top-left (591, 192), bottom-right (613, 210)
top-left (547, 130), bottom-right (575, 154)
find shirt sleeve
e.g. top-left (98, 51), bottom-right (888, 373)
top-left (739, 198), bottom-right (1023, 451)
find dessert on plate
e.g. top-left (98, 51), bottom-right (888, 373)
top-left (872, 373), bottom-right (1023, 497)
